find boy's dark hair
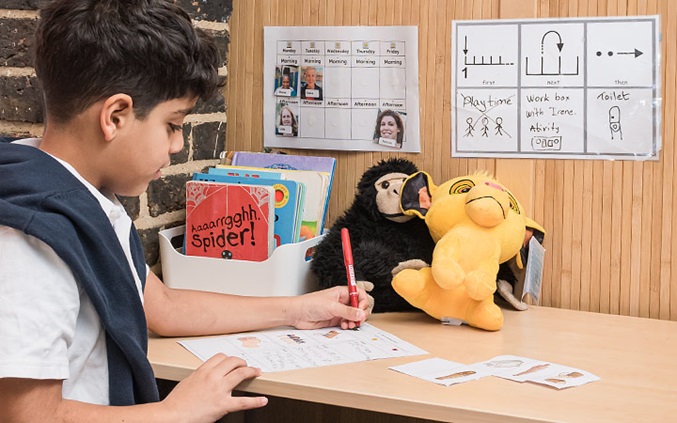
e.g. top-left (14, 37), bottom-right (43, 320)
top-left (34, 0), bottom-right (222, 123)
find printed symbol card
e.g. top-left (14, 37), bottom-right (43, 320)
top-left (185, 180), bottom-right (275, 261)
top-left (390, 354), bottom-right (599, 390)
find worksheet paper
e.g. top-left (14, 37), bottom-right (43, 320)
top-left (179, 323), bottom-right (427, 373)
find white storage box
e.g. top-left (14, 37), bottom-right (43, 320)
top-left (159, 225), bottom-right (323, 296)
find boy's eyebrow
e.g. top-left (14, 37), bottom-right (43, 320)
top-left (174, 107), bottom-right (193, 116)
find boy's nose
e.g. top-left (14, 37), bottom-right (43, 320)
top-left (170, 133), bottom-right (184, 154)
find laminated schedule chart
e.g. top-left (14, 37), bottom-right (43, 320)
top-left (451, 16), bottom-right (661, 160)
top-left (264, 26), bottom-right (421, 152)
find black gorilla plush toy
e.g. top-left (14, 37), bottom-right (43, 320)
top-left (311, 158), bottom-right (435, 313)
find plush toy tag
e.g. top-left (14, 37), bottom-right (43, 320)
top-left (441, 317), bottom-right (465, 326)
top-left (522, 237), bottom-right (546, 303)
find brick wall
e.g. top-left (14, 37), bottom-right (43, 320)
top-left (0, 0), bottom-right (233, 275)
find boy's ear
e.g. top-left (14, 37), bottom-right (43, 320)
top-left (100, 94), bottom-right (134, 141)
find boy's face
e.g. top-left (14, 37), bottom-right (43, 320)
top-left (107, 97), bottom-right (195, 197)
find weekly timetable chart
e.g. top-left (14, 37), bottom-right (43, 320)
top-left (263, 26), bottom-right (421, 153)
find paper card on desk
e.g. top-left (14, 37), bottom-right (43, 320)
top-left (473, 355), bottom-right (552, 382)
top-left (178, 323), bottom-right (427, 373)
top-left (524, 363), bottom-right (600, 389)
top-left (473, 355), bottom-right (600, 388)
top-left (390, 358), bottom-right (490, 386)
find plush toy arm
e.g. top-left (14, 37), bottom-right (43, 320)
top-left (496, 279), bottom-right (528, 311)
top-left (459, 233), bottom-right (502, 300)
top-left (392, 259), bottom-right (429, 276)
top-left (430, 231), bottom-right (500, 300)
top-left (463, 259), bottom-right (500, 301)
top-left (429, 233), bottom-right (466, 290)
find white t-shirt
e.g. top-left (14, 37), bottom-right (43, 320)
top-left (0, 138), bottom-right (146, 405)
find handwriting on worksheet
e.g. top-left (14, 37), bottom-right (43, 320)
top-left (179, 323), bottom-right (427, 373)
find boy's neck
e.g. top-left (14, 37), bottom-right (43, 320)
top-left (40, 111), bottom-right (108, 192)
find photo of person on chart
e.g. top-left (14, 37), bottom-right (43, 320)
top-left (274, 66), bottom-right (298, 97)
top-left (276, 103), bottom-right (299, 137)
top-left (300, 66), bottom-right (323, 100)
top-left (374, 109), bottom-right (405, 149)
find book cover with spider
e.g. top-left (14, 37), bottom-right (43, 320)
top-left (185, 180), bottom-right (275, 261)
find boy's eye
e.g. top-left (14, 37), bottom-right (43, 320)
top-left (168, 123), bottom-right (182, 133)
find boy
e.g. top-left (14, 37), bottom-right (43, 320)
top-left (0, 1), bottom-right (369, 422)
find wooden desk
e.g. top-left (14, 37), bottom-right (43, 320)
top-left (149, 307), bottom-right (677, 422)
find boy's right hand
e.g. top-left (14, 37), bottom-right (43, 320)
top-left (163, 353), bottom-right (267, 422)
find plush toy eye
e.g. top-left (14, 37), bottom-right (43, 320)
top-left (507, 192), bottom-right (520, 214)
top-left (449, 179), bottom-right (475, 195)
top-left (381, 181), bottom-right (390, 189)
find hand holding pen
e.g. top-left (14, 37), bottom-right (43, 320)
top-left (283, 227), bottom-right (369, 330)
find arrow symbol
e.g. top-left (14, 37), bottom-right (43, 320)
top-left (541, 30), bottom-right (564, 54)
top-left (618, 48), bottom-right (643, 58)
top-left (463, 36), bottom-right (468, 55)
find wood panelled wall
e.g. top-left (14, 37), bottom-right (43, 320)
top-left (225, 0), bottom-right (676, 321)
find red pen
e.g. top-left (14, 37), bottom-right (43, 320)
top-left (341, 227), bottom-right (360, 327)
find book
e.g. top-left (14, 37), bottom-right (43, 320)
top-left (185, 180), bottom-right (275, 261)
top-left (194, 171), bottom-right (305, 246)
top-left (274, 169), bottom-right (328, 240)
top-left (209, 165), bottom-right (284, 180)
top-left (230, 152), bottom-right (336, 231)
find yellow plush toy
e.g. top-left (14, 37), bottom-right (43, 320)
top-left (391, 171), bottom-right (545, 331)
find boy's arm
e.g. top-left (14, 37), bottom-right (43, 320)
top-left (144, 271), bottom-right (369, 337)
top-left (0, 355), bottom-right (266, 423)
top-left (0, 378), bottom-right (174, 422)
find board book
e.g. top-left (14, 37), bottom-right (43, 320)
top-left (230, 152), bottom-right (336, 231)
top-left (185, 180), bottom-right (275, 261)
top-left (207, 165), bottom-right (284, 180)
top-left (274, 169), bottom-right (328, 239)
top-left (193, 170), bottom-right (305, 246)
